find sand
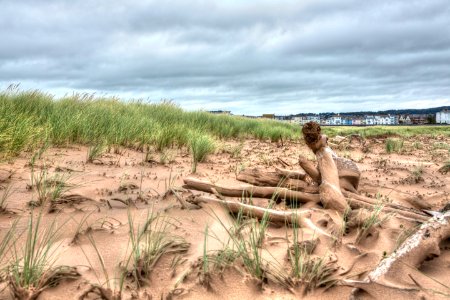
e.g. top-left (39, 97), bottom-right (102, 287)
top-left (0, 136), bottom-right (449, 299)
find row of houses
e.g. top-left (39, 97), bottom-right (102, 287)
top-left (286, 114), bottom-right (400, 125)
top-left (267, 113), bottom-right (433, 125)
top-left (209, 109), bottom-right (449, 125)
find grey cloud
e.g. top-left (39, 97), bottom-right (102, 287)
top-left (0, 0), bottom-right (449, 115)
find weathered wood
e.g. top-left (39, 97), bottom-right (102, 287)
top-left (346, 211), bottom-right (450, 299)
top-left (275, 167), bottom-right (306, 180)
top-left (191, 195), bottom-right (311, 225)
top-left (183, 177), bottom-right (321, 203)
top-left (185, 177), bottom-right (427, 221)
top-left (299, 155), bottom-right (360, 193)
top-left (302, 122), bottom-right (350, 214)
top-left (237, 167), bottom-right (318, 193)
top-left (237, 167), bottom-right (359, 194)
top-left (316, 147), bottom-right (350, 213)
top-left (236, 168), bottom-right (284, 186)
top-left (333, 155), bottom-right (361, 191)
top-left (299, 156), bottom-right (321, 183)
top-left (192, 195), bottom-right (333, 238)
top-left (342, 191), bottom-right (429, 222)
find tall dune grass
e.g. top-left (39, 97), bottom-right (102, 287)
top-left (0, 88), bottom-right (300, 160)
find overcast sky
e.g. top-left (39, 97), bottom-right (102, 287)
top-left (1, 0), bottom-right (450, 115)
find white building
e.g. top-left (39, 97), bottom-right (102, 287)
top-left (437, 110), bottom-right (450, 124)
top-left (365, 116), bottom-right (375, 125)
top-left (291, 115), bottom-right (320, 125)
top-left (399, 115), bottom-right (411, 124)
top-left (329, 115), bottom-right (342, 125)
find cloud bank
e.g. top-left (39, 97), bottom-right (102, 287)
top-left (1, 0), bottom-right (450, 114)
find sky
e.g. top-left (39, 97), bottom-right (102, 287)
top-left (1, 0), bottom-right (450, 115)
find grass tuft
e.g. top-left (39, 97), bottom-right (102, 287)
top-left (0, 218), bottom-right (19, 280)
top-left (29, 168), bottom-right (76, 207)
top-left (439, 161), bottom-right (450, 174)
top-left (189, 133), bottom-right (216, 173)
top-left (287, 214), bottom-right (337, 292)
top-left (355, 197), bottom-right (389, 243)
top-left (385, 138), bottom-right (404, 153)
top-left (79, 232), bottom-right (125, 300)
top-left (0, 184), bottom-right (14, 213)
top-left (410, 164), bottom-right (424, 183)
top-left (87, 142), bottom-right (106, 163)
top-left (124, 208), bottom-right (190, 287)
top-left (8, 210), bottom-right (79, 299)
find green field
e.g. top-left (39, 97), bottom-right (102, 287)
top-left (322, 125), bottom-right (450, 138)
top-left (1, 88), bottom-right (449, 160)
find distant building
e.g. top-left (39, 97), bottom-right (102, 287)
top-left (274, 115), bottom-right (291, 121)
top-left (209, 110), bottom-right (231, 115)
top-left (373, 115), bottom-right (396, 125)
top-left (342, 117), bottom-right (352, 125)
top-left (399, 115), bottom-right (412, 125)
top-left (437, 110), bottom-right (450, 124)
top-left (352, 117), bottom-right (363, 125)
top-left (365, 115), bottom-right (375, 125)
top-left (409, 114), bottom-right (429, 125)
top-left (261, 114), bottom-right (275, 119)
top-left (329, 115), bottom-right (342, 125)
top-left (291, 116), bottom-right (302, 124)
top-left (291, 115), bottom-right (320, 125)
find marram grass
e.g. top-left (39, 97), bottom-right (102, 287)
top-left (0, 88), bottom-right (300, 160)
top-left (2, 88), bottom-right (449, 161)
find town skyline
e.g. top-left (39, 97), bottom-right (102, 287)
top-left (210, 105), bottom-right (450, 125)
top-left (212, 105), bottom-right (450, 118)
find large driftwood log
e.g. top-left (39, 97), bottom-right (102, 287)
top-left (302, 122), bottom-right (350, 214)
top-left (237, 167), bottom-right (319, 193)
top-left (183, 177), bottom-right (320, 203)
top-left (191, 195), bottom-right (333, 238)
top-left (183, 176), bottom-right (428, 221)
top-left (346, 211), bottom-right (450, 299)
top-left (237, 168), bottom-right (427, 221)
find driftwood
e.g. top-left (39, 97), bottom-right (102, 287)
top-left (241, 167), bottom-right (428, 221)
top-left (342, 191), bottom-right (429, 222)
top-left (346, 211), bottom-right (450, 299)
top-left (299, 156), bottom-right (321, 183)
top-left (274, 167), bottom-right (306, 180)
top-left (333, 155), bottom-right (361, 192)
top-left (190, 195), bottom-right (311, 225)
top-left (302, 122), bottom-right (350, 214)
top-left (183, 177), bottom-right (320, 203)
top-left (183, 175), bottom-right (428, 221)
top-left (191, 195), bottom-right (333, 238)
top-left (237, 167), bottom-right (318, 193)
top-left (299, 155), bottom-right (360, 192)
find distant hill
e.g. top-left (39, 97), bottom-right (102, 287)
top-left (289, 106), bottom-right (450, 117)
top-left (339, 106), bottom-right (450, 116)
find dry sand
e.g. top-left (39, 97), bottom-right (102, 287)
top-left (0, 135), bottom-right (449, 299)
